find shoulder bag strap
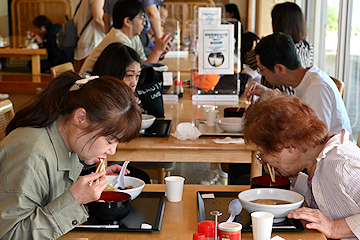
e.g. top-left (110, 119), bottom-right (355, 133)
top-left (74, 0), bottom-right (94, 37)
top-left (74, 0), bottom-right (83, 17)
top-left (79, 16), bottom-right (93, 36)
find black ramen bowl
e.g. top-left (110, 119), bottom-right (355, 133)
top-left (224, 107), bottom-right (245, 118)
top-left (87, 191), bottom-right (131, 223)
top-left (250, 176), bottom-right (291, 190)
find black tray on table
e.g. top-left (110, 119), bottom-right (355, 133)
top-left (141, 119), bottom-right (172, 137)
top-left (75, 192), bottom-right (165, 232)
top-left (197, 191), bottom-right (305, 232)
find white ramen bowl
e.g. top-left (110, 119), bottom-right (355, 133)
top-left (106, 175), bottom-right (145, 200)
top-left (214, 117), bottom-right (244, 133)
top-left (141, 114), bottom-right (156, 130)
top-left (238, 188), bottom-right (304, 223)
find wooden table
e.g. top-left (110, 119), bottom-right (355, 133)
top-left (108, 88), bottom-right (263, 178)
top-left (0, 36), bottom-right (47, 79)
top-left (59, 184), bottom-right (326, 240)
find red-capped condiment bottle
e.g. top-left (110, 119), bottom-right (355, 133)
top-left (193, 232), bottom-right (205, 240)
top-left (174, 80), bottom-right (183, 98)
top-left (198, 220), bottom-right (218, 240)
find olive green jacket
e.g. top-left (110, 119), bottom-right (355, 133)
top-left (0, 122), bottom-right (88, 239)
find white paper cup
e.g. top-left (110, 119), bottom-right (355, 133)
top-left (165, 176), bottom-right (185, 202)
top-left (251, 211), bottom-right (274, 240)
top-left (206, 110), bottom-right (219, 127)
top-left (203, 105), bottom-right (216, 119)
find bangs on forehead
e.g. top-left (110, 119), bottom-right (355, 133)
top-left (98, 110), bottom-right (141, 143)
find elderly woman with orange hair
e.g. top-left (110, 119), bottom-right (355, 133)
top-left (243, 91), bottom-right (360, 239)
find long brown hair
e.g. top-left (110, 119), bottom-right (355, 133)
top-left (243, 91), bottom-right (328, 154)
top-left (271, 2), bottom-right (306, 43)
top-left (6, 71), bottom-right (141, 143)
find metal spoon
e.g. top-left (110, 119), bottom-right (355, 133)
top-left (114, 161), bottom-right (130, 189)
top-left (226, 199), bottom-right (242, 223)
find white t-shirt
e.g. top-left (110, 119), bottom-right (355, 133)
top-left (295, 65), bottom-right (352, 134)
top-left (80, 28), bottom-right (147, 74)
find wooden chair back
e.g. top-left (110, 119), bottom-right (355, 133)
top-left (0, 99), bottom-right (15, 142)
top-left (50, 62), bottom-right (74, 78)
top-left (330, 76), bottom-right (345, 97)
top-left (11, 0), bottom-right (72, 45)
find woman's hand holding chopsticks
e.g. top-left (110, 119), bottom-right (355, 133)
top-left (70, 172), bottom-right (108, 205)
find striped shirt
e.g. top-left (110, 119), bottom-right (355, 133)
top-left (294, 130), bottom-right (360, 240)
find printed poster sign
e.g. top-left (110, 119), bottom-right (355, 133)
top-left (198, 24), bottom-right (234, 75)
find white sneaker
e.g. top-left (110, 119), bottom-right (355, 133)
top-left (0, 93), bottom-right (9, 100)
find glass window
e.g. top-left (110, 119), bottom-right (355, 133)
top-left (343, 1), bottom-right (360, 142)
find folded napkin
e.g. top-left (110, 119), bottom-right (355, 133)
top-left (171, 122), bottom-right (202, 140)
top-left (212, 137), bottom-right (245, 144)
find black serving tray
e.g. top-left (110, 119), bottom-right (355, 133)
top-left (141, 119), bottom-right (172, 137)
top-left (197, 191), bottom-right (304, 232)
top-left (75, 192), bottom-right (166, 232)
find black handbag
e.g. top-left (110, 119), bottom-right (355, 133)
top-left (57, 0), bottom-right (93, 51)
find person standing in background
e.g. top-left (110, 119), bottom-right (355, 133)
top-left (31, 15), bottom-right (74, 73)
top-left (225, 3), bottom-right (241, 22)
top-left (73, 0), bottom-right (106, 73)
top-left (147, 4), bottom-right (168, 45)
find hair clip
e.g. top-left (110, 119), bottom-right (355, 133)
top-left (69, 75), bottom-right (99, 91)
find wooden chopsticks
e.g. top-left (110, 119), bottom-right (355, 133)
top-left (89, 158), bottom-right (106, 186)
top-left (239, 83), bottom-right (258, 112)
top-left (267, 163), bottom-right (276, 183)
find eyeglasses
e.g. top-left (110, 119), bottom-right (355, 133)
top-left (256, 67), bottom-right (267, 74)
top-left (255, 153), bottom-right (266, 165)
top-left (134, 15), bottom-right (146, 23)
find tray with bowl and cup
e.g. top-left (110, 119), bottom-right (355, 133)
top-left (76, 175), bottom-right (165, 232)
top-left (197, 189), bottom-right (305, 232)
